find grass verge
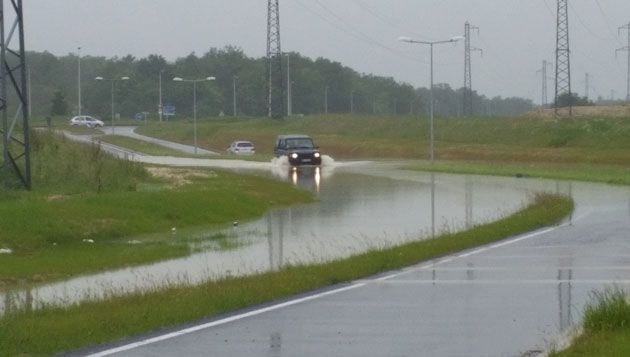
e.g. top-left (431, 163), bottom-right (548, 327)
top-left (0, 194), bottom-right (573, 356)
top-left (550, 288), bottom-right (630, 356)
top-left (407, 160), bottom-right (630, 186)
top-left (0, 131), bottom-right (313, 287)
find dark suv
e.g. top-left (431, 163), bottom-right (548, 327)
top-left (273, 134), bottom-right (322, 166)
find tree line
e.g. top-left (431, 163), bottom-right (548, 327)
top-left (30, 46), bottom-right (534, 120)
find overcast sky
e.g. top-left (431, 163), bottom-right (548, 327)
top-left (23, 0), bottom-right (630, 103)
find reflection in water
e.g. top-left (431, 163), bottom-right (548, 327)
top-left (465, 176), bottom-right (473, 229)
top-left (2, 168), bottom-right (585, 314)
top-left (267, 210), bottom-right (285, 271)
top-left (268, 332), bottom-right (282, 357)
top-left (557, 257), bottom-right (574, 331)
top-left (466, 262), bottom-right (475, 281)
top-left (431, 173), bottom-right (435, 238)
top-left (274, 165), bottom-right (326, 193)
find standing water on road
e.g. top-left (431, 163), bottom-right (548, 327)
top-left (0, 162), bottom-right (572, 314)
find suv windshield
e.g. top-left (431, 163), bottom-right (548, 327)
top-left (285, 138), bottom-right (314, 149)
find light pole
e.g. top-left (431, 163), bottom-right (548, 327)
top-left (233, 75), bottom-right (238, 117)
top-left (324, 85), bottom-right (329, 114)
top-left (173, 76), bottom-right (216, 154)
top-left (285, 53), bottom-right (292, 117)
top-left (95, 76), bottom-right (130, 135)
top-left (399, 35), bottom-right (463, 162)
top-left (159, 69), bottom-right (164, 122)
top-left (77, 47), bottom-right (82, 116)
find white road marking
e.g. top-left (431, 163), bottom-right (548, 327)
top-left (90, 211), bottom-right (589, 356)
top-left (87, 283), bottom-right (365, 356)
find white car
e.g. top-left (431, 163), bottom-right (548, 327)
top-left (69, 116), bottom-right (104, 128)
top-left (227, 141), bottom-right (256, 155)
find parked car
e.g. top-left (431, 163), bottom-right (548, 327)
top-left (273, 134), bottom-right (322, 166)
top-left (69, 115), bottom-right (104, 128)
top-left (227, 140), bottom-right (256, 155)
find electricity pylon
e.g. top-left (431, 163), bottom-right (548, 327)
top-left (266, 0), bottom-right (284, 118)
top-left (1, 0), bottom-right (31, 189)
top-left (554, 0), bottom-right (572, 118)
top-left (463, 21), bottom-right (481, 117)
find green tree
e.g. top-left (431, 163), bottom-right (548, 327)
top-left (50, 90), bottom-right (68, 116)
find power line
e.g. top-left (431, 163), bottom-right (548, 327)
top-left (350, 0), bottom-right (425, 40)
top-left (293, 0), bottom-right (424, 64)
top-left (595, 0), bottom-right (625, 46)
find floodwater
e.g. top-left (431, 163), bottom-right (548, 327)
top-left (0, 161), bottom-right (574, 315)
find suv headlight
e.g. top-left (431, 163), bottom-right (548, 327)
top-left (314, 152), bottom-right (321, 158)
top-left (290, 153), bottom-right (299, 159)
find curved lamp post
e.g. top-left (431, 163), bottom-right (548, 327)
top-left (398, 35), bottom-right (463, 162)
top-left (173, 76), bottom-right (216, 154)
top-left (95, 76), bottom-right (130, 135)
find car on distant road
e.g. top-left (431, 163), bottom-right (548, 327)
top-left (69, 116), bottom-right (104, 128)
top-left (227, 140), bottom-right (256, 155)
top-left (273, 134), bottom-right (322, 166)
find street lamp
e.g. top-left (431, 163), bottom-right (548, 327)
top-left (398, 35), bottom-right (463, 162)
top-left (77, 46), bottom-right (82, 116)
top-left (159, 69), bottom-right (164, 122)
top-left (173, 76), bottom-right (216, 154)
top-left (95, 76), bottom-right (130, 135)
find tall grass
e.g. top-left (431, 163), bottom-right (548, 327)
top-left (26, 130), bottom-right (148, 194)
top-left (550, 288), bottom-right (630, 356)
top-left (583, 288), bottom-right (630, 332)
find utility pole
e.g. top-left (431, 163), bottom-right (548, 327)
top-left (285, 53), bottom-right (291, 116)
top-left (266, 0), bottom-right (284, 118)
top-left (158, 69), bottom-right (163, 121)
top-left (616, 22), bottom-right (630, 102)
top-left (537, 60), bottom-right (552, 107)
top-left (77, 46), bottom-right (81, 116)
top-left (463, 21), bottom-right (481, 117)
top-left (324, 85), bottom-right (328, 114)
top-left (584, 73), bottom-right (590, 100)
top-left (233, 75), bottom-right (237, 116)
top-left (1, 0), bottom-right (31, 189)
top-left (554, 0), bottom-right (572, 118)
top-left (350, 90), bottom-right (354, 114)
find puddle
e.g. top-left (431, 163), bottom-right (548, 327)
top-left (0, 162), bottom-right (580, 314)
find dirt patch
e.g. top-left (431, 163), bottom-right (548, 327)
top-left (146, 167), bottom-right (217, 187)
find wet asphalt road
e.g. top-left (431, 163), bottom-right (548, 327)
top-left (58, 128), bottom-right (630, 356)
top-left (84, 180), bottom-right (630, 356)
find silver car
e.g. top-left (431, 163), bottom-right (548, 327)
top-left (69, 115), bottom-right (104, 128)
top-left (227, 141), bottom-right (256, 155)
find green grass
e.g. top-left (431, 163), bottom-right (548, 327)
top-left (0, 131), bottom-right (313, 286)
top-left (135, 114), bottom-right (630, 163)
top-left (551, 288), bottom-right (630, 356)
top-left (0, 194), bottom-right (573, 356)
top-left (408, 161), bottom-right (630, 186)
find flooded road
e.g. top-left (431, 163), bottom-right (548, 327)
top-left (0, 161), bottom-right (565, 314)
top-left (87, 169), bottom-right (630, 357)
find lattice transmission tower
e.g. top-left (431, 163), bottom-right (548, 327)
top-left (463, 21), bottom-right (481, 117)
top-left (617, 22), bottom-right (630, 102)
top-left (0, 0), bottom-right (30, 189)
top-left (266, 0), bottom-right (284, 118)
top-left (554, 0), bottom-right (572, 118)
